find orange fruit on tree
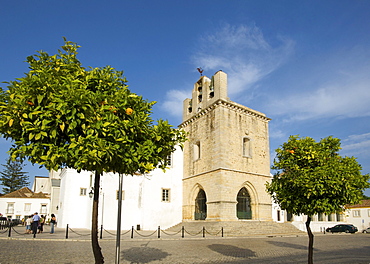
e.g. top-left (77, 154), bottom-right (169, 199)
top-left (126, 108), bottom-right (133, 115)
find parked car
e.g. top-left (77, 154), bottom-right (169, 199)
top-left (326, 224), bottom-right (358, 233)
top-left (362, 227), bottom-right (370, 233)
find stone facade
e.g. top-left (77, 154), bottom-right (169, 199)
top-left (180, 71), bottom-right (272, 222)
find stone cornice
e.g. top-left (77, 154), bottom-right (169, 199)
top-left (179, 99), bottom-right (271, 128)
top-left (182, 167), bottom-right (271, 181)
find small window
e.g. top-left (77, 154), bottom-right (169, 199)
top-left (116, 190), bottom-right (125, 200)
top-left (188, 100), bottom-right (192, 113)
top-left (80, 188), bottom-right (87, 196)
top-left (162, 189), bottom-right (170, 202)
top-left (209, 85), bottom-right (214, 98)
top-left (167, 155), bottom-right (172, 167)
top-left (194, 141), bottom-right (201, 161)
top-left (24, 203), bottom-right (31, 212)
top-left (243, 137), bottom-right (251, 158)
top-left (209, 76), bottom-right (215, 98)
top-left (6, 203), bottom-right (14, 214)
top-left (40, 204), bottom-right (47, 214)
top-left (353, 210), bottom-right (361, 217)
top-left (198, 86), bottom-right (203, 102)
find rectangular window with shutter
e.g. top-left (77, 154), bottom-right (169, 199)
top-left (162, 189), bottom-right (170, 202)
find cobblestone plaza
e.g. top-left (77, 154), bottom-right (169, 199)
top-left (0, 226), bottom-right (369, 263)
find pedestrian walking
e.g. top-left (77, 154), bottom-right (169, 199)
top-left (38, 215), bottom-right (45, 233)
top-left (25, 215), bottom-right (33, 234)
top-left (32, 212), bottom-right (40, 238)
top-left (50, 214), bottom-right (56, 234)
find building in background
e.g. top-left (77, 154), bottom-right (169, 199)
top-left (345, 200), bottom-right (370, 232)
top-left (0, 187), bottom-right (50, 221)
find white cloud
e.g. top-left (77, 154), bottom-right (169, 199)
top-left (343, 133), bottom-right (370, 143)
top-left (269, 128), bottom-right (286, 139)
top-left (271, 76), bottom-right (370, 122)
top-left (341, 133), bottom-right (370, 158)
top-left (161, 89), bottom-right (190, 118)
top-left (266, 46), bottom-right (370, 122)
top-left (191, 23), bottom-right (294, 96)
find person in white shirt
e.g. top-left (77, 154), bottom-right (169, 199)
top-left (25, 215), bottom-right (33, 234)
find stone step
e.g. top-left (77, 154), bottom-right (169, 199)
top-left (166, 221), bottom-right (305, 236)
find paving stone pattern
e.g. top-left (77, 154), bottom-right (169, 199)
top-left (0, 226), bottom-right (369, 264)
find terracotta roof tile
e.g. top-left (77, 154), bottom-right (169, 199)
top-left (345, 199), bottom-right (370, 208)
top-left (0, 187), bottom-right (49, 199)
top-left (2, 187), bottom-right (33, 198)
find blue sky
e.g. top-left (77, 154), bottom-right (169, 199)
top-left (1, 1), bottom-right (369, 196)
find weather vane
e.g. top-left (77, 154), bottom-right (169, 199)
top-left (197, 67), bottom-right (204, 76)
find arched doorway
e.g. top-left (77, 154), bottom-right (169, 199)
top-left (194, 189), bottom-right (207, 220)
top-left (236, 187), bottom-right (252, 219)
top-left (286, 212), bottom-right (293, 222)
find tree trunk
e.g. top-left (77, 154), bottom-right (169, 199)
top-left (305, 216), bottom-right (314, 264)
top-left (92, 171), bottom-right (104, 264)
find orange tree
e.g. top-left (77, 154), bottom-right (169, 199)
top-left (266, 135), bottom-right (369, 264)
top-left (0, 39), bottom-right (186, 263)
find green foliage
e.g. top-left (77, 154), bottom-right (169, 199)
top-left (0, 87), bottom-right (6, 104)
top-left (0, 157), bottom-right (29, 194)
top-left (266, 135), bottom-right (370, 216)
top-left (0, 38), bottom-right (186, 175)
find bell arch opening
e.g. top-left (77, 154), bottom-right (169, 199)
top-left (236, 187), bottom-right (252, 219)
top-left (194, 189), bottom-right (207, 220)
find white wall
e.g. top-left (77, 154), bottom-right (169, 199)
top-left (346, 207), bottom-right (370, 231)
top-left (100, 146), bottom-right (183, 230)
top-left (58, 146), bottom-right (184, 231)
top-left (0, 197), bottom-right (50, 220)
top-left (32, 177), bottom-right (51, 193)
top-left (58, 169), bottom-right (93, 228)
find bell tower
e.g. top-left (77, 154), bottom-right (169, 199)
top-left (180, 71), bottom-right (272, 222)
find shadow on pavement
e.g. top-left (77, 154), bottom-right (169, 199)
top-left (208, 244), bottom-right (256, 258)
top-left (267, 240), bottom-right (319, 251)
top-left (121, 246), bottom-right (170, 263)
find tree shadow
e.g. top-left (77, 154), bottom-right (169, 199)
top-left (208, 244), bottom-right (256, 258)
top-left (267, 240), bottom-right (319, 251)
top-left (122, 247), bottom-right (170, 263)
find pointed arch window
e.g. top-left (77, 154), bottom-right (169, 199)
top-left (195, 189), bottom-right (207, 220)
